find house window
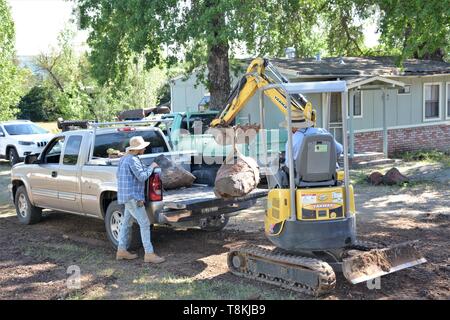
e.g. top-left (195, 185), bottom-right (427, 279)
top-left (348, 90), bottom-right (362, 117)
top-left (423, 83), bottom-right (441, 120)
top-left (398, 85), bottom-right (411, 95)
top-left (447, 82), bottom-right (450, 118)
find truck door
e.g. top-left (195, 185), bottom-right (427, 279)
top-left (57, 135), bottom-right (83, 213)
top-left (28, 136), bottom-right (65, 208)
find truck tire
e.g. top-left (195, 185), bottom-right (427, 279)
top-left (105, 201), bottom-right (141, 251)
top-left (15, 185), bottom-right (42, 224)
top-left (200, 215), bottom-right (229, 232)
top-left (9, 147), bottom-right (19, 166)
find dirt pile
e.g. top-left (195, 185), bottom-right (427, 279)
top-left (348, 249), bottom-right (392, 275)
top-left (344, 243), bottom-right (424, 281)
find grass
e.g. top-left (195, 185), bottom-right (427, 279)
top-left (393, 150), bottom-right (450, 167)
top-left (350, 170), bottom-right (369, 185)
top-left (136, 272), bottom-right (296, 300)
top-left (21, 239), bottom-right (296, 300)
top-left (22, 242), bottom-right (109, 266)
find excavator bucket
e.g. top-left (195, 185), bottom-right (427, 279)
top-left (342, 241), bottom-right (426, 284)
top-left (208, 124), bottom-right (260, 146)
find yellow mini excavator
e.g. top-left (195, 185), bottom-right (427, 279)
top-left (209, 58), bottom-right (426, 296)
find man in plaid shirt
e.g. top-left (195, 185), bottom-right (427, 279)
top-left (116, 136), bottom-right (165, 264)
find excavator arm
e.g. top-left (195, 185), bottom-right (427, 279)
top-left (210, 58), bottom-right (316, 128)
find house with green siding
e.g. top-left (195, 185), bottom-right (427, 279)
top-left (170, 57), bottom-right (450, 159)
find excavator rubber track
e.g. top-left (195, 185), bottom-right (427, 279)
top-left (227, 245), bottom-right (336, 296)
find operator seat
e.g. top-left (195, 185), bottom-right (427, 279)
top-left (295, 133), bottom-right (337, 187)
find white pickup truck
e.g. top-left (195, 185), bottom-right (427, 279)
top-left (9, 124), bottom-right (266, 249)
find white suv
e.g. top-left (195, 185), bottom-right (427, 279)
top-left (0, 120), bottom-right (54, 165)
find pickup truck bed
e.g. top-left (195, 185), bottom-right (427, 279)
top-left (161, 185), bottom-right (268, 222)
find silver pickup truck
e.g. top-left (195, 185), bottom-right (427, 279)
top-left (9, 124), bottom-right (267, 249)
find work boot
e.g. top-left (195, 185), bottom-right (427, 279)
top-left (144, 253), bottom-right (165, 264)
top-left (116, 249), bottom-right (138, 260)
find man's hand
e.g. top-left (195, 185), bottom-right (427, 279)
top-left (150, 162), bottom-right (159, 169)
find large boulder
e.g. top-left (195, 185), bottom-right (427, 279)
top-left (153, 155), bottom-right (196, 190)
top-left (382, 167), bottom-right (409, 185)
top-left (214, 153), bottom-right (260, 199)
top-left (368, 171), bottom-right (384, 185)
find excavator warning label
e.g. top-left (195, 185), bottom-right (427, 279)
top-left (302, 194), bottom-right (317, 204)
top-left (332, 192), bottom-right (343, 202)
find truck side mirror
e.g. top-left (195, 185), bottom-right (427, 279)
top-left (25, 153), bottom-right (40, 164)
top-left (0, 132), bottom-right (4, 137)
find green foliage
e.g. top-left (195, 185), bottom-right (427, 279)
top-left (0, 0), bottom-right (29, 121)
top-left (17, 86), bottom-right (58, 121)
top-left (375, 0), bottom-right (450, 62)
top-left (71, 0), bottom-right (449, 112)
top-left (394, 150), bottom-right (450, 167)
top-left (321, 0), bottom-right (373, 56)
top-left (31, 25), bottom-right (167, 121)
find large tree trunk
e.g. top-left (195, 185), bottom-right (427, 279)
top-left (206, 6), bottom-right (231, 111)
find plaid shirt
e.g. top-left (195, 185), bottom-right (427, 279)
top-left (117, 154), bottom-right (153, 204)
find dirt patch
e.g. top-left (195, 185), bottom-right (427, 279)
top-left (0, 161), bottom-right (449, 300)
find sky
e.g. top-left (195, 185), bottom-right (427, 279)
top-left (8, 0), bottom-right (87, 56)
top-left (9, 0), bottom-right (380, 57)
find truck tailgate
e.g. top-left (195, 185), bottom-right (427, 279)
top-left (162, 185), bottom-right (267, 212)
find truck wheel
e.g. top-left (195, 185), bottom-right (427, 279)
top-left (200, 215), bottom-right (229, 232)
top-left (15, 185), bottom-right (42, 224)
top-left (105, 201), bottom-right (141, 251)
top-left (9, 148), bottom-right (19, 166)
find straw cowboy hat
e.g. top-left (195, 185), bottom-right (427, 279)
top-left (279, 109), bottom-right (308, 128)
top-left (126, 136), bottom-right (150, 152)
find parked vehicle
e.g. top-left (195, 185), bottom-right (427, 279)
top-left (9, 121), bottom-right (266, 249)
top-left (152, 111), bottom-right (287, 184)
top-left (0, 120), bottom-right (54, 166)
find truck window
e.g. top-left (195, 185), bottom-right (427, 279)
top-left (63, 135), bottom-right (82, 165)
top-left (93, 130), bottom-right (169, 158)
top-left (43, 137), bottom-right (65, 164)
top-left (187, 114), bottom-right (217, 134)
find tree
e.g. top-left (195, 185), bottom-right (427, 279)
top-left (321, 0), bottom-right (371, 57)
top-left (17, 86), bottom-right (58, 121)
top-left (374, 0), bottom-right (450, 62)
top-left (76, 0), bottom-right (334, 110)
top-left (33, 26), bottom-right (168, 121)
top-left (0, 0), bottom-right (29, 120)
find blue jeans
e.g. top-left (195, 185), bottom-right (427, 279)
top-left (118, 199), bottom-right (154, 253)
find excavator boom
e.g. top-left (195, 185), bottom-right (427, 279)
top-left (210, 58), bottom-right (315, 128)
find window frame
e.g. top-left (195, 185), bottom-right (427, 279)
top-left (41, 136), bottom-right (65, 164)
top-left (446, 82), bottom-right (450, 120)
top-left (423, 82), bottom-right (442, 122)
top-left (347, 90), bottom-right (363, 119)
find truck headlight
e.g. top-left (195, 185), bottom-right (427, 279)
top-left (18, 141), bottom-right (35, 145)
